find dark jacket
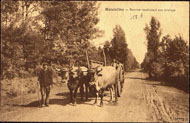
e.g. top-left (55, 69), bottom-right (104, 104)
top-left (38, 68), bottom-right (53, 87)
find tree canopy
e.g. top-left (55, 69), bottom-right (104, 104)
top-left (1, 1), bottom-right (103, 79)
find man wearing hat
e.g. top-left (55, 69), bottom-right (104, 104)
top-left (38, 62), bottom-right (53, 107)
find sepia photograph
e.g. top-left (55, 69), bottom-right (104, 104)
top-left (1, 1), bottom-right (189, 122)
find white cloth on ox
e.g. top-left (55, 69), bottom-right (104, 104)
top-left (71, 66), bottom-right (87, 72)
top-left (80, 67), bottom-right (88, 76)
top-left (80, 67), bottom-right (88, 72)
top-left (61, 68), bottom-right (68, 72)
top-left (70, 66), bottom-right (88, 77)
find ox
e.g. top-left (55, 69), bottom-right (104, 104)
top-left (90, 66), bottom-right (118, 107)
top-left (60, 66), bottom-right (92, 105)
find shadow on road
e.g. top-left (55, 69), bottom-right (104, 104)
top-left (126, 74), bottom-right (188, 93)
top-left (13, 98), bottom-right (70, 108)
top-left (126, 77), bottom-right (148, 80)
top-left (12, 92), bottom-right (71, 108)
top-left (13, 101), bottom-right (40, 107)
top-left (12, 91), bottom-right (121, 108)
top-left (142, 79), bottom-right (189, 93)
top-left (13, 93), bottom-right (97, 108)
top-left (55, 92), bottom-right (70, 97)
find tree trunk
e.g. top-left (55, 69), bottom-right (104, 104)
top-left (86, 50), bottom-right (90, 68)
top-left (103, 48), bottom-right (106, 66)
top-left (148, 71), bottom-right (152, 79)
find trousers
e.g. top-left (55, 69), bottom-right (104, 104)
top-left (40, 86), bottom-right (50, 105)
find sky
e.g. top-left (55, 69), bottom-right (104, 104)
top-left (91, 1), bottom-right (189, 64)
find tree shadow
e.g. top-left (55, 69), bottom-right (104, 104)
top-left (162, 81), bottom-right (189, 93)
top-left (12, 91), bottom-right (120, 108)
top-left (13, 101), bottom-right (40, 108)
top-left (144, 79), bottom-right (189, 93)
top-left (12, 92), bottom-right (71, 108)
top-left (77, 97), bottom-right (118, 107)
top-left (126, 76), bottom-right (148, 80)
top-left (13, 98), bottom-right (70, 108)
top-left (55, 92), bottom-right (70, 97)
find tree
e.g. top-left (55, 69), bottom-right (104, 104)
top-left (1, 1), bottom-right (103, 79)
top-left (88, 45), bottom-right (104, 65)
top-left (104, 25), bottom-right (139, 71)
top-left (40, 1), bottom-right (102, 66)
top-left (141, 17), bottom-right (189, 91)
top-left (1, 1), bottom-right (50, 78)
top-left (125, 48), bottom-right (139, 71)
top-left (144, 16), bottom-right (162, 78)
top-left (110, 25), bottom-right (128, 64)
top-left (1, 0), bottom-right (19, 27)
top-left (160, 35), bottom-right (189, 83)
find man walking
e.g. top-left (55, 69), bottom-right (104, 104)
top-left (38, 62), bottom-right (53, 107)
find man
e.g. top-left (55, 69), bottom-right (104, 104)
top-left (38, 62), bottom-right (53, 107)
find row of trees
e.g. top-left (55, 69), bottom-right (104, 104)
top-left (1, 0), bottom-right (139, 80)
top-left (1, 1), bottom-right (103, 79)
top-left (141, 17), bottom-right (189, 90)
top-left (102, 25), bottom-right (139, 71)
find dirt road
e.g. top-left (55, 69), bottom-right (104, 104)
top-left (1, 71), bottom-right (189, 122)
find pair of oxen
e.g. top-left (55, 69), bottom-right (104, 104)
top-left (59, 64), bottom-right (124, 107)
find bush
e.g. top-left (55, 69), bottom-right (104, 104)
top-left (28, 68), bottom-right (35, 76)
top-left (3, 69), bottom-right (17, 80)
top-left (4, 77), bottom-right (38, 98)
top-left (6, 79), bottom-right (27, 97)
top-left (150, 62), bottom-right (164, 80)
top-left (17, 69), bottom-right (33, 78)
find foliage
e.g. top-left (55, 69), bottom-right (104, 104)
top-left (101, 25), bottom-right (139, 71)
top-left (1, 1), bottom-right (102, 79)
top-left (160, 35), bottom-right (189, 83)
top-left (88, 46), bottom-right (104, 63)
top-left (2, 77), bottom-right (37, 97)
top-left (110, 25), bottom-right (128, 64)
top-left (143, 17), bottom-right (162, 78)
top-left (40, 1), bottom-right (102, 66)
top-left (125, 48), bottom-right (139, 71)
top-left (149, 62), bottom-right (164, 80)
top-left (142, 17), bottom-right (189, 90)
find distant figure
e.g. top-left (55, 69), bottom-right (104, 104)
top-left (38, 62), bottom-right (53, 107)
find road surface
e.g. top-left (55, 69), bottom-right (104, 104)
top-left (1, 70), bottom-right (189, 122)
